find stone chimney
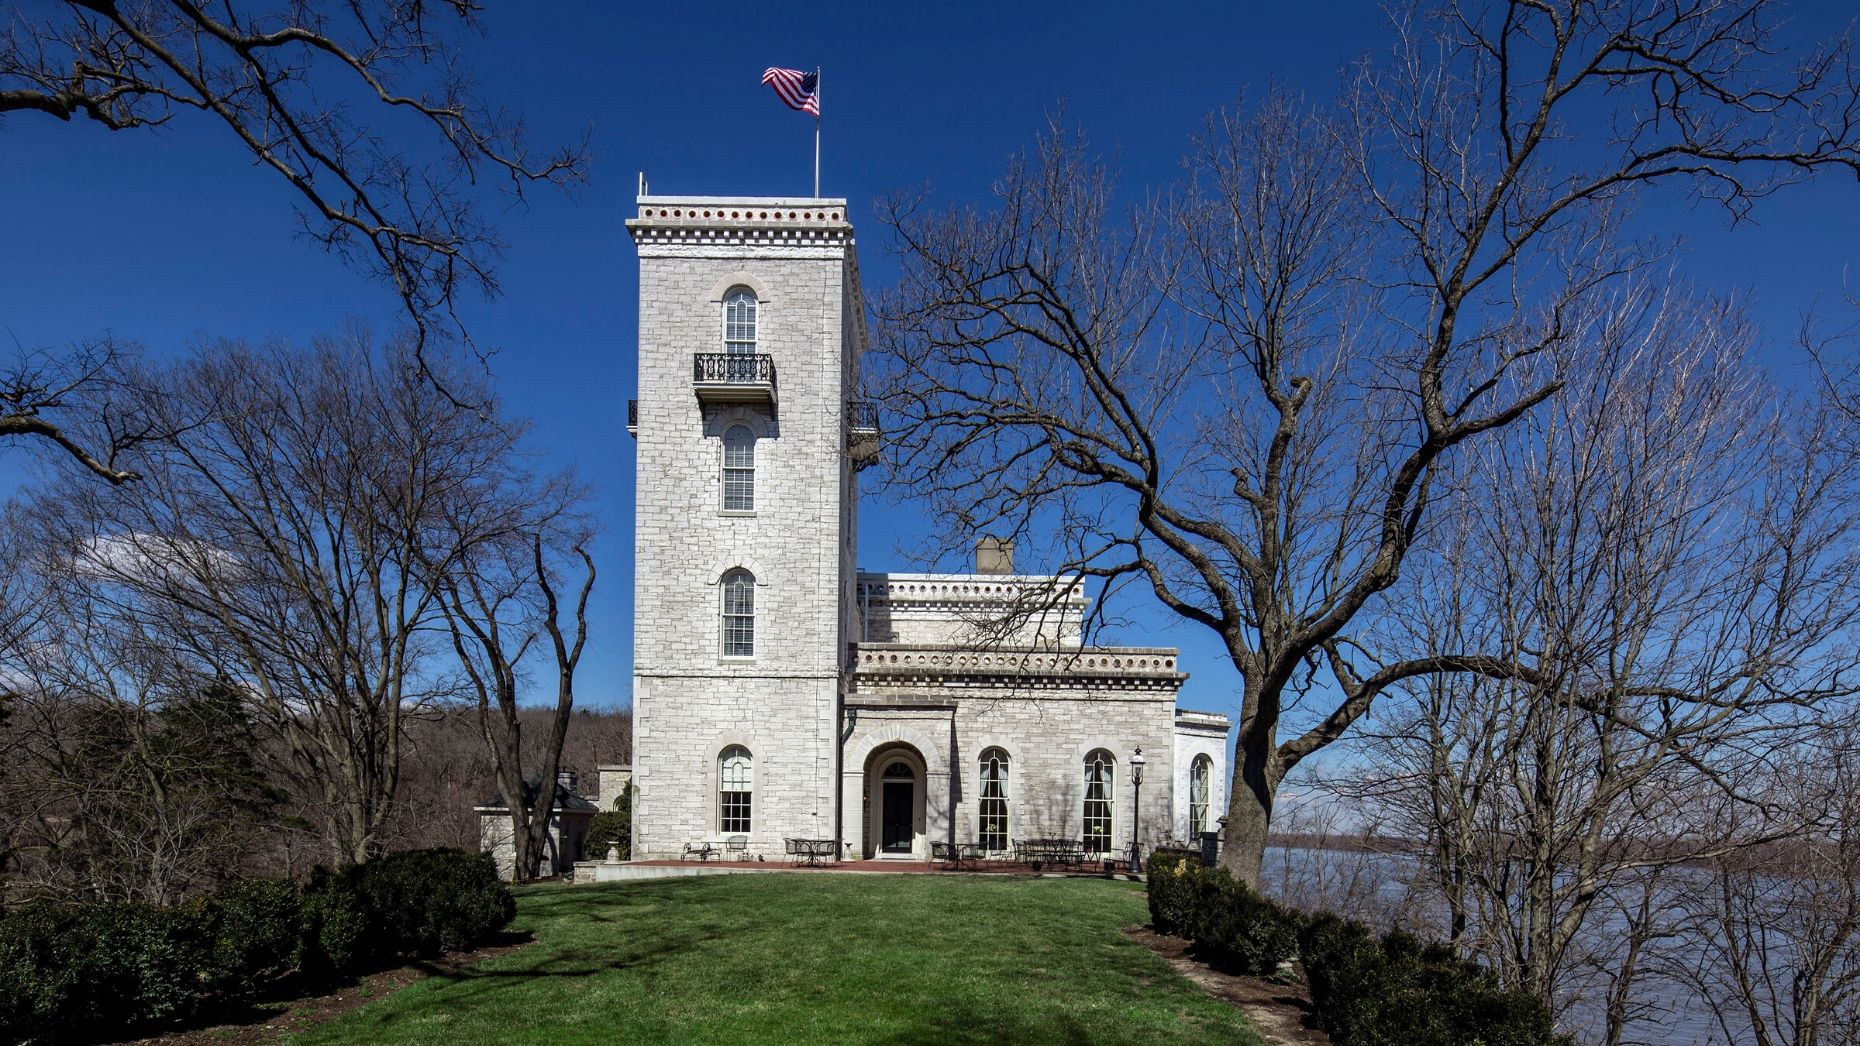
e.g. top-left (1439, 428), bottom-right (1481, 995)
top-left (975, 536), bottom-right (1014, 575)
top-left (556, 769), bottom-right (579, 795)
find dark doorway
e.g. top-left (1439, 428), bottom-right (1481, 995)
top-left (881, 780), bottom-right (913, 853)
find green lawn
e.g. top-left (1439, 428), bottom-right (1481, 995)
top-left (297, 872), bottom-right (1263, 1044)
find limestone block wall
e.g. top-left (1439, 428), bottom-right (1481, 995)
top-left (596, 765), bottom-right (633, 812)
top-left (1172, 712), bottom-right (1231, 842)
top-left (628, 198), bottom-right (861, 860)
top-left (846, 644), bottom-right (1187, 860)
top-left (950, 687), bottom-right (1176, 856)
top-left (632, 675), bottom-right (840, 859)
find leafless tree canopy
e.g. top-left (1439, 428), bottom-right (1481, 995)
top-left (8, 335), bottom-right (525, 865)
top-left (1327, 287), bottom-right (1860, 1040)
top-left (872, 0), bottom-right (1860, 886)
top-left (0, 1), bottom-right (588, 479)
top-left (0, 332), bottom-right (611, 885)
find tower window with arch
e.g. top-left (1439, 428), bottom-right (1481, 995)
top-left (719, 745), bottom-right (753, 832)
top-left (978, 748), bottom-right (1009, 853)
top-left (1189, 754), bottom-right (1212, 835)
top-left (723, 287), bottom-right (758, 354)
top-left (722, 425), bottom-right (756, 511)
top-left (1083, 749), bottom-right (1115, 854)
top-left (721, 569), bottom-right (755, 657)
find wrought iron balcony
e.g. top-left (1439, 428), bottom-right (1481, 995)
top-left (627, 398), bottom-right (638, 436)
top-left (692, 352), bottom-right (776, 404)
top-left (847, 400), bottom-right (880, 469)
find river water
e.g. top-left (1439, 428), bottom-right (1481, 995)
top-left (1257, 845), bottom-right (1772, 1046)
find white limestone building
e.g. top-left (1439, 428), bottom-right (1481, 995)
top-left (626, 194), bottom-right (1228, 864)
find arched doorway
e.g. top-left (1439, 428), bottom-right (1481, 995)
top-left (864, 744), bottom-right (926, 859)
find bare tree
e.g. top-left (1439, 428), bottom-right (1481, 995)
top-left (1669, 726), bottom-right (1860, 1046)
top-left (1339, 288), bottom-right (1860, 1041)
top-left (0, 1), bottom-right (587, 474)
top-left (437, 499), bottom-right (597, 882)
top-left (12, 334), bottom-right (531, 866)
top-left (0, 339), bottom-right (158, 484)
top-left (872, 0), bottom-right (1860, 885)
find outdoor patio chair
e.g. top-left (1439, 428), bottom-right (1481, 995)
top-left (725, 834), bottom-right (749, 859)
top-left (931, 841), bottom-right (978, 870)
top-left (681, 841), bottom-right (716, 862)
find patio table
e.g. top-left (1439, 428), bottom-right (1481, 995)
top-left (785, 836), bottom-right (839, 866)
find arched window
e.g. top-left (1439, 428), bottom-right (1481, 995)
top-left (1190, 754), bottom-right (1212, 835)
top-left (978, 748), bottom-right (1009, 853)
top-left (721, 569), bottom-right (755, 657)
top-left (724, 288), bottom-right (758, 354)
top-left (722, 425), bottom-right (755, 511)
top-left (719, 746), bottom-right (753, 832)
top-left (1083, 748), bottom-right (1115, 854)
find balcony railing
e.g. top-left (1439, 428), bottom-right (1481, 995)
top-left (692, 352), bottom-right (776, 404)
top-left (847, 400), bottom-right (880, 469)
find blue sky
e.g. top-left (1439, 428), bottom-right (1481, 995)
top-left (3, 0), bottom-right (1858, 730)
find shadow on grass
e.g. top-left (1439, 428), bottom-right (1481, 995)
top-left (873, 999), bottom-right (1099, 1046)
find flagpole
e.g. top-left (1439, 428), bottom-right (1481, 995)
top-left (813, 67), bottom-right (821, 198)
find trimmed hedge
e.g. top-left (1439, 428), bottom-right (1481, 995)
top-left (1145, 850), bottom-right (1200, 935)
top-left (1147, 860), bottom-right (1569, 1045)
top-left (0, 848), bottom-right (514, 1042)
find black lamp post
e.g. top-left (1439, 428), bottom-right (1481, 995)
top-left (1129, 747), bottom-right (1146, 873)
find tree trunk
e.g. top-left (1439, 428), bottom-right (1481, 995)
top-left (1219, 710), bottom-right (1280, 888)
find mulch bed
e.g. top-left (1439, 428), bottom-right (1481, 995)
top-left (1123, 926), bottom-right (1331, 1045)
top-left (122, 931), bottom-right (536, 1045)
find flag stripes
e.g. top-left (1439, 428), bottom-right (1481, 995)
top-left (762, 67), bottom-right (820, 117)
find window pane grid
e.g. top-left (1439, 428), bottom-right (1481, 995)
top-left (723, 470), bottom-right (753, 510)
top-left (1189, 755), bottom-right (1211, 835)
top-left (722, 571), bottom-right (755, 657)
top-left (1084, 751), bottom-right (1114, 854)
top-left (722, 426), bottom-right (755, 511)
top-left (725, 292), bottom-right (757, 353)
top-left (721, 747), bottom-right (753, 833)
top-left (979, 750), bottom-right (1009, 852)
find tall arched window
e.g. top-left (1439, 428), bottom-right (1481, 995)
top-left (724, 288), bottom-right (758, 354)
top-left (719, 746), bottom-right (753, 832)
top-left (1189, 754), bottom-right (1212, 835)
top-left (721, 569), bottom-right (755, 657)
top-left (978, 748), bottom-right (1009, 853)
top-left (1083, 749), bottom-right (1115, 854)
top-left (722, 425), bottom-right (756, 511)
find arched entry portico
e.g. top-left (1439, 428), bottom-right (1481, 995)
top-left (863, 743), bottom-right (927, 859)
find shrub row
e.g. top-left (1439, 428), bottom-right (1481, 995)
top-left (1146, 852), bottom-right (1570, 1045)
top-left (0, 848), bottom-right (514, 1042)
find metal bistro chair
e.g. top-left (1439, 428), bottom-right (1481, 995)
top-left (725, 835), bottom-right (750, 860)
top-left (931, 841), bottom-right (976, 870)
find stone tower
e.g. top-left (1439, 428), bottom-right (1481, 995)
top-left (625, 196), bottom-right (870, 860)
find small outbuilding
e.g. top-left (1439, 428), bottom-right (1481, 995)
top-left (474, 770), bottom-right (598, 881)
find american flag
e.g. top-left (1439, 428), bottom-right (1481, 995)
top-left (762, 67), bottom-right (819, 117)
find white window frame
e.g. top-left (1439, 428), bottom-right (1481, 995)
top-left (719, 745), bottom-right (753, 832)
top-left (1189, 754), bottom-right (1211, 835)
top-left (978, 748), bottom-right (1010, 853)
top-left (723, 287), bottom-right (758, 355)
top-left (721, 425), bottom-right (756, 513)
top-left (720, 569), bottom-right (755, 659)
top-left (1083, 749), bottom-right (1115, 854)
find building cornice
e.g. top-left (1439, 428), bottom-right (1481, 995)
top-left (851, 642), bottom-right (1186, 692)
top-left (627, 196), bottom-right (853, 251)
